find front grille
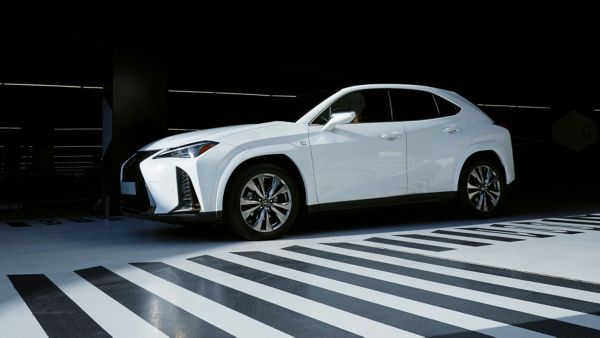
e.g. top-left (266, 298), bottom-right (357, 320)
top-left (121, 151), bottom-right (157, 213)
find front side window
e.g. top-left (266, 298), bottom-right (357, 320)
top-left (313, 89), bottom-right (391, 125)
top-left (389, 89), bottom-right (439, 121)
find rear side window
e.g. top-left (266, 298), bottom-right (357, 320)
top-left (389, 89), bottom-right (439, 121)
top-left (434, 94), bottom-right (461, 117)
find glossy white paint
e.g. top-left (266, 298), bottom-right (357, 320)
top-left (404, 115), bottom-right (470, 194)
top-left (121, 84), bottom-right (514, 217)
top-left (308, 122), bottom-right (407, 203)
top-left (322, 111), bottom-right (356, 131)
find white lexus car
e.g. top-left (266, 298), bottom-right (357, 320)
top-left (121, 84), bottom-right (514, 240)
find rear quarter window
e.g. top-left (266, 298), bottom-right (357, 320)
top-left (434, 95), bottom-right (461, 117)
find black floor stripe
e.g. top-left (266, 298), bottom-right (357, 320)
top-left (133, 262), bottom-right (358, 338)
top-left (68, 217), bottom-right (95, 223)
top-left (8, 274), bottom-right (109, 338)
top-left (238, 250), bottom-right (599, 338)
top-left (396, 234), bottom-right (490, 247)
top-left (190, 255), bottom-right (487, 338)
top-left (490, 223), bottom-right (582, 235)
top-left (365, 237), bottom-right (454, 252)
top-left (544, 218), bottom-right (600, 226)
top-left (7, 221), bottom-right (30, 227)
top-left (39, 220), bottom-right (62, 225)
top-left (459, 227), bottom-right (554, 238)
top-left (75, 266), bottom-right (231, 338)
top-left (565, 216), bottom-right (600, 222)
top-left (314, 243), bottom-right (600, 293)
top-left (280, 246), bottom-right (600, 315)
top-left (514, 221), bottom-right (600, 231)
top-left (433, 230), bottom-right (524, 242)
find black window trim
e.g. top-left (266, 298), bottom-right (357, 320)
top-left (309, 89), bottom-right (394, 126)
top-left (432, 93), bottom-right (441, 116)
top-left (387, 90), bottom-right (394, 121)
top-left (432, 93), bottom-right (462, 117)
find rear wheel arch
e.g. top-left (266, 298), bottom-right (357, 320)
top-left (454, 148), bottom-right (508, 190)
top-left (459, 150), bottom-right (506, 181)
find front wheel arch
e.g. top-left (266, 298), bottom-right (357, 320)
top-left (223, 155), bottom-right (307, 214)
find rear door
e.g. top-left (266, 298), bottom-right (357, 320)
top-left (389, 89), bottom-right (470, 194)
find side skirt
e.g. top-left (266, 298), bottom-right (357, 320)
top-left (307, 192), bottom-right (456, 213)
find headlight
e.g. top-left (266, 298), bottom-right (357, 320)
top-left (153, 141), bottom-right (218, 159)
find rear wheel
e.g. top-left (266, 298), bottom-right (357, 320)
top-left (225, 163), bottom-right (299, 240)
top-left (458, 160), bottom-right (505, 217)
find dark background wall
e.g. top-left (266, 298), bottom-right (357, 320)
top-left (0, 9), bottom-right (598, 214)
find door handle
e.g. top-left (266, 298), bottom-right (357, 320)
top-left (381, 131), bottom-right (404, 140)
top-left (443, 127), bottom-right (461, 134)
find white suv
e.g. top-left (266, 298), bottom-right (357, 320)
top-left (121, 84), bottom-right (514, 240)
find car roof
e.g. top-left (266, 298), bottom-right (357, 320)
top-left (338, 83), bottom-right (444, 92)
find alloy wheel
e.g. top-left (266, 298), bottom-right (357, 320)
top-left (239, 173), bottom-right (292, 232)
top-left (466, 164), bottom-right (501, 212)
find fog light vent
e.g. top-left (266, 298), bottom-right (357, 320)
top-left (173, 167), bottom-right (200, 212)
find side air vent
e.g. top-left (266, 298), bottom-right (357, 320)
top-left (172, 167), bottom-right (200, 213)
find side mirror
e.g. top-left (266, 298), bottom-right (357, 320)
top-left (322, 111), bottom-right (356, 131)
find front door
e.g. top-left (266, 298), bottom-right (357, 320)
top-left (308, 89), bottom-right (407, 204)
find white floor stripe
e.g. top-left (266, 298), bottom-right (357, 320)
top-left (163, 258), bottom-right (418, 338)
top-left (351, 238), bottom-right (524, 258)
top-left (503, 221), bottom-right (597, 233)
top-left (111, 264), bottom-right (292, 338)
top-left (485, 224), bottom-right (584, 235)
top-left (216, 252), bottom-right (547, 338)
top-left (339, 237), bottom-right (463, 256)
top-left (544, 218), bottom-right (600, 225)
top-left (367, 233), bottom-right (466, 250)
top-left (284, 244), bottom-right (600, 330)
top-left (0, 284), bottom-right (47, 338)
top-left (406, 231), bottom-right (499, 245)
top-left (440, 227), bottom-right (545, 239)
top-left (306, 242), bottom-right (600, 302)
top-left (48, 272), bottom-right (168, 338)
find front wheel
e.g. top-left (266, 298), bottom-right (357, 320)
top-left (458, 160), bottom-right (506, 217)
top-left (224, 163), bottom-right (299, 240)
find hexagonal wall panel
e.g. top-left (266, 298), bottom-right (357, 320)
top-left (552, 111), bottom-right (598, 151)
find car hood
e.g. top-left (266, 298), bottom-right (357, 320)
top-left (140, 122), bottom-right (290, 150)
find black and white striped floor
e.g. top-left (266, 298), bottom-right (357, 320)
top-left (2, 213), bottom-right (600, 337)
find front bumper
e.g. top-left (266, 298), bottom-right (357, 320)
top-left (121, 151), bottom-right (157, 214)
top-left (122, 209), bottom-right (222, 225)
top-left (120, 150), bottom-right (215, 223)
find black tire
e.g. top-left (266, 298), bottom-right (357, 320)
top-left (458, 159), bottom-right (506, 217)
top-left (224, 163), bottom-right (300, 240)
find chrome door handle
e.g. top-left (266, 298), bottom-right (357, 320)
top-left (443, 127), bottom-right (461, 134)
top-left (381, 131), bottom-right (404, 140)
